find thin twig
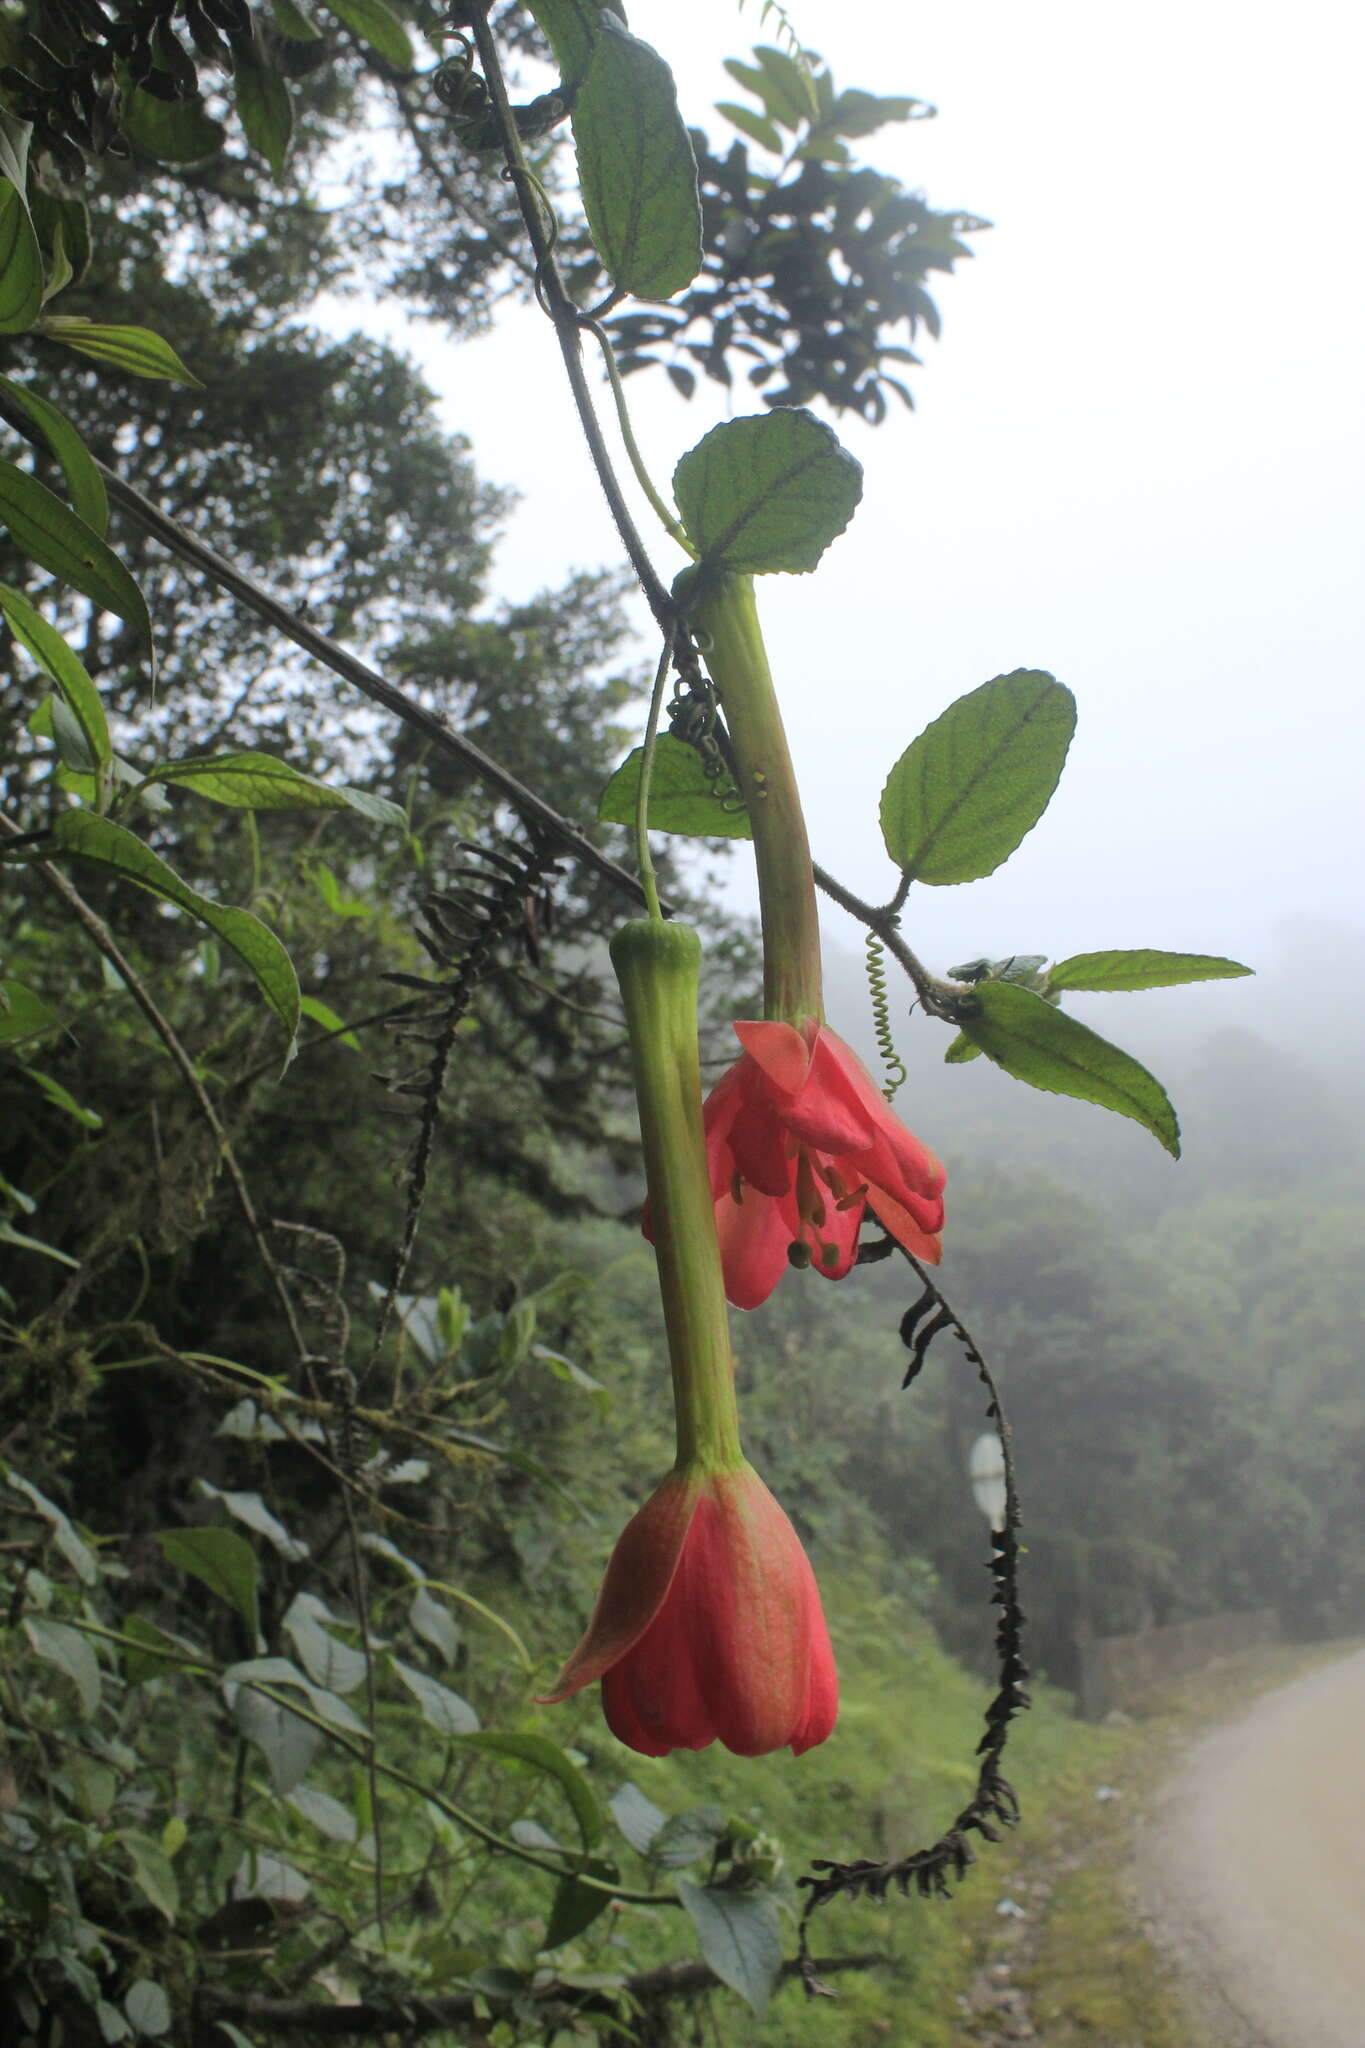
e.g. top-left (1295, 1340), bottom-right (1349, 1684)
top-left (811, 861), bottom-right (967, 1020)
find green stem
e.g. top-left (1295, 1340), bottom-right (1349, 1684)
top-left (681, 569), bottom-right (823, 1023)
top-left (610, 919), bottom-right (743, 1471)
top-left (587, 321), bottom-right (697, 558)
top-left (634, 630), bottom-right (675, 924)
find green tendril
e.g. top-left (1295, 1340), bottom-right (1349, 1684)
top-left (587, 320), bottom-right (697, 559)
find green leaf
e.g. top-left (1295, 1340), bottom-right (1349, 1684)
top-left (1047, 948), bottom-right (1253, 994)
top-left (651, 1804), bottom-right (727, 1868)
top-left (574, 14), bottom-right (701, 301)
top-left (299, 994), bottom-right (360, 1049)
top-left (272, 0), bottom-right (322, 36)
top-left (0, 110), bottom-right (32, 197)
top-left (24, 1617), bottom-right (102, 1717)
top-left (97, 1998), bottom-right (133, 2044)
top-left (0, 581), bottom-right (111, 766)
top-left (526, 0), bottom-right (605, 89)
top-left (721, 57), bottom-right (800, 133)
top-left (0, 182), bottom-right (44, 335)
top-left (39, 213), bottom-right (73, 304)
top-left (25, 1068), bottom-right (103, 1129)
top-left (0, 376), bottom-right (108, 532)
top-left (609, 1781), bottom-right (666, 1855)
top-left (150, 749), bottom-right (404, 823)
top-left (232, 1688), bottom-right (320, 1793)
top-left (117, 1832), bottom-right (179, 1922)
top-left (753, 43), bottom-right (817, 124)
top-left (198, 1481), bottom-right (308, 1562)
top-left (457, 1731), bottom-right (605, 1849)
top-left (0, 461), bottom-right (150, 636)
top-left (543, 1859), bottom-right (618, 1949)
top-left (2, 1464), bottom-right (97, 1582)
top-left (0, 981), bottom-right (60, 1046)
top-left (51, 811), bottom-right (300, 1045)
top-left (287, 1785), bottom-right (357, 1842)
top-left (409, 1584), bottom-right (459, 1665)
top-left (123, 1980), bottom-right (172, 2038)
top-left (673, 410), bottom-right (863, 574)
top-left (597, 734), bottom-right (752, 839)
top-left (155, 1526), bottom-right (260, 1639)
top-left (959, 981), bottom-right (1181, 1156)
top-left (121, 1615), bottom-right (189, 1685)
top-left (391, 1658), bottom-right (480, 1735)
top-left (226, 1655), bottom-right (367, 1732)
top-left (715, 101), bottom-right (783, 152)
top-left (40, 318), bottom-right (202, 388)
top-left (676, 1878), bottom-right (783, 2017)
top-left (317, 0), bottom-right (413, 67)
top-left (233, 36), bottom-right (293, 175)
top-left (880, 670), bottom-right (1076, 882)
top-left (943, 1029), bottom-right (981, 1064)
top-left (30, 188), bottom-right (91, 290)
top-left (282, 1592), bottom-right (368, 1693)
top-left (119, 88), bottom-right (227, 164)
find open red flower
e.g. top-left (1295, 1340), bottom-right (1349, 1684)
top-left (539, 1461), bottom-right (838, 1758)
top-left (697, 1018), bottom-right (947, 1310)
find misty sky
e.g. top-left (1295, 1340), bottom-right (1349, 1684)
top-left (345, 0), bottom-right (1364, 997)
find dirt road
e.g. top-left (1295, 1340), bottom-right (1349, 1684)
top-left (1140, 1647), bottom-right (1365, 2047)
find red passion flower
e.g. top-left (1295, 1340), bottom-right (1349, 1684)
top-left (540, 1462), bottom-right (838, 1758)
top-left (689, 1018), bottom-right (947, 1310)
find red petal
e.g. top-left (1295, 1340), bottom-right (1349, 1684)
top-left (732, 1018), bottom-right (814, 1096)
top-left (866, 1186), bottom-right (944, 1263)
top-left (790, 1595), bottom-right (839, 1756)
top-left (714, 1181), bottom-right (796, 1310)
top-left (818, 1027), bottom-right (947, 1199)
top-left (537, 1475), bottom-right (701, 1701)
top-left (728, 1090), bottom-right (794, 1198)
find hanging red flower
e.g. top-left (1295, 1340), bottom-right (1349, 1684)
top-left (539, 1460), bottom-right (838, 1758)
top-left (692, 1018), bottom-right (946, 1310)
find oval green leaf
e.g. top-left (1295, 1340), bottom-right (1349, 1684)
top-left (676, 1879), bottom-right (783, 2018)
top-left (0, 462), bottom-right (150, 637)
top-left (233, 36), bottom-right (293, 175)
top-left (51, 810), bottom-right (299, 1044)
top-left (959, 980), bottom-right (1180, 1156)
top-left (0, 181), bottom-right (43, 335)
top-left (0, 581), bottom-right (111, 767)
top-left (150, 749), bottom-right (404, 823)
top-left (40, 318), bottom-right (202, 388)
top-left (597, 735), bottom-right (752, 838)
top-left (574, 15), bottom-right (701, 301)
top-left (154, 1525), bottom-right (260, 1638)
top-left (1047, 948), bottom-right (1253, 993)
top-left (879, 670), bottom-right (1076, 883)
top-left (0, 375), bottom-right (108, 532)
top-left (673, 410), bottom-right (863, 574)
top-left (119, 88), bottom-right (227, 164)
top-left (318, 0), bottom-right (413, 67)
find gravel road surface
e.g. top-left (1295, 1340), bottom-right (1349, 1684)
top-left (1139, 1647), bottom-right (1365, 2047)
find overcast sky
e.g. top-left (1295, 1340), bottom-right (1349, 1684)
top-left (360, 0), bottom-right (1364, 996)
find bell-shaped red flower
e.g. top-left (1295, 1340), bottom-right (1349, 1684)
top-left (697, 1018), bottom-right (947, 1310)
top-left (539, 1461), bottom-right (838, 1758)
